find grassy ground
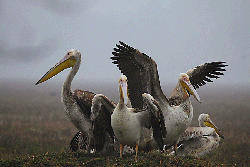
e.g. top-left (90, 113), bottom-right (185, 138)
top-left (0, 81), bottom-right (249, 166)
top-left (0, 151), bottom-right (217, 167)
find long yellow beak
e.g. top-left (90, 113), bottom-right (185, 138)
top-left (181, 79), bottom-right (201, 103)
top-left (35, 53), bottom-right (76, 85)
top-left (204, 120), bottom-right (224, 139)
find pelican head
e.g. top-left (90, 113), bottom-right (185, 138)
top-left (36, 49), bottom-right (81, 85)
top-left (179, 73), bottom-right (201, 103)
top-left (198, 114), bottom-right (224, 139)
top-left (119, 75), bottom-right (129, 105)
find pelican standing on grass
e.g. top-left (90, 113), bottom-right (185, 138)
top-left (36, 49), bottom-right (114, 153)
top-left (111, 41), bottom-right (227, 155)
top-left (90, 75), bottom-right (167, 160)
top-left (168, 113), bottom-right (224, 157)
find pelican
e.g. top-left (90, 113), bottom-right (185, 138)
top-left (90, 75), bottom-right (167, 159)
top-left (111, 41), bottom-right (227, 155)
top-left (168, 113), bottom-right (224, 157)
top-left (36, 49), bottom-right (114, 153)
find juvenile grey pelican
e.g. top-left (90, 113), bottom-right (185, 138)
top-left (111, 41), bottom-right (227, 155)
top-left (90, 75), bottom-right (167, 159)
top-left (168, 113), bottom-right (224, 157)
top-left (36, 49), bottom-right (114, 153)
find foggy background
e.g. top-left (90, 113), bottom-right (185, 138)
top-left (1, 0), bottom-right (249, 97)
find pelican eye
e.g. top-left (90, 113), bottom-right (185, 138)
top-left (183, 76), bottom-right (189, 81)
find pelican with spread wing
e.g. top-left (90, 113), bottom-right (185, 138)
top-left (111, 41), bottom-right (227, 155)
top-left (90, 75), bottom-right (167, 159)
top-left (36, 49), bottom-right (114, 153)
top-left (168, 113), bottom-right (224, 157)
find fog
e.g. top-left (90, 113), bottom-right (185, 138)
top-left (1, 0), bottom-right (250, 87)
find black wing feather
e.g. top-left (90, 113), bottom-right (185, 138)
top-left (69, 131), bottom-right (82, 152)
top-left (111, 41), bottom-right (163, 109)
top-left (73, 90), bottom-right (115, 152)
top-left (186, 62), bottom-right (228, 89)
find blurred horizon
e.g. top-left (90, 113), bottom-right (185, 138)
top-left (1, 77), bottom-right (249, 105)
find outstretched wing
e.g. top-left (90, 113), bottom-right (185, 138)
top-left (186, 62), bottom-right (228, 89)
top-left (111, 41), bottom-right (166, 109)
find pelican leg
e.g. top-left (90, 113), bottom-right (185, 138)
top-left (174, 141), bottom-right (178, 156)
top-left (120, 143), bottom-right (123, 158)
top-left (135, 144), bottom-right (139, 161)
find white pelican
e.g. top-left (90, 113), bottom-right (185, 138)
top-left (90, 75), bottom-right (167, 159)
top-left (168, 113), bottom-right (224, 157)
top-left (111, 41), bottom-right (227, 155)
top-left (36, 49), bottom-right (114, 153)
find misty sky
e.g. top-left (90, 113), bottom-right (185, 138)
top-left (1, 0), bottom-right (249, 87)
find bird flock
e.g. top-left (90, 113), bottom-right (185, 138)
top-left (36, 41), bottom-right (227, 159)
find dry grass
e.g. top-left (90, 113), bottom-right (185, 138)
top-left (0, 80), bottom-right (249, 166)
